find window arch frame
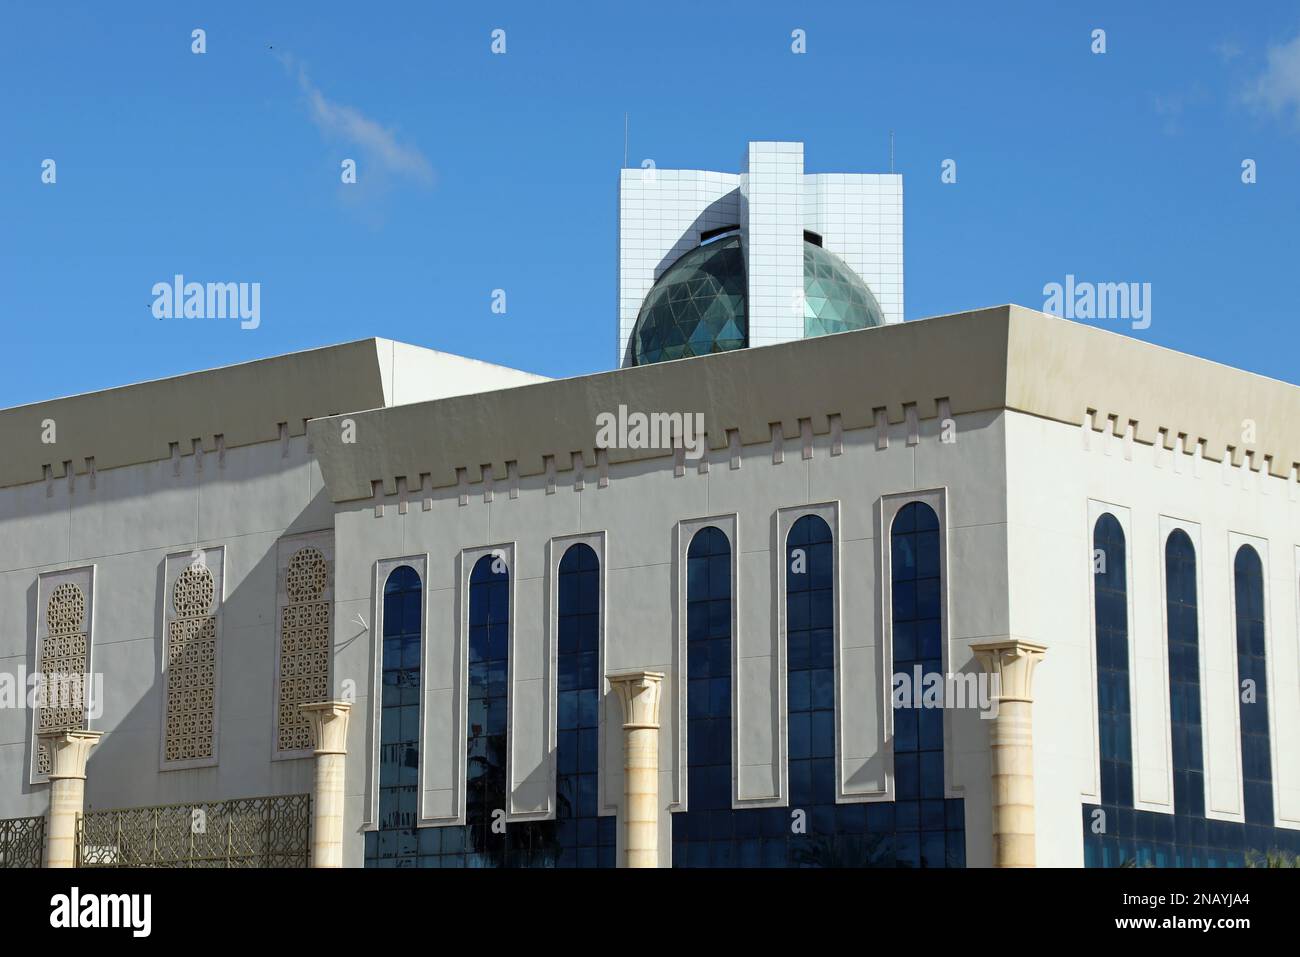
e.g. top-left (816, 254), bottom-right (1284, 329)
top-left (1161, 522), bottom-right (1206, 818)
top-left (545, 532), bottom-right (609, 820)
top-left (459, 543), bottom-right (515, 832)
top-left (1088, 504), bottom-right (1136, 809)
top-left (880, 490), bottom-right (952, 805)
top-left (365, 554), bottom-right (429, 831)
top-left (1229, 535), bottom-right (1275, 827)
top-left (365, 561), bottom-right (425, 865)
top-left (673, 514), bottom-right (739, 811)
top-left (774, 502), bottom-right (841, 808)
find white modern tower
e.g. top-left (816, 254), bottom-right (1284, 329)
top-left (617, 140), bottom-right (903, 367)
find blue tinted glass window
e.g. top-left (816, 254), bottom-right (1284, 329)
top-left (890, 502), bottom-right (959, 867)
top-left (787, 515), bottom-right (834, 811)
top-left (1235, 546), bottom-right (1272, 827)
top-left (1080, 534), bottom-right (1300, 866)
top-left (365, 564), bottom-right (422, 867)
top-left (462, 555), bottom-right (510, 865)
top-left (671, 511), bottom-right (964, 867)
top-left (1093, 513), bottom-right (1133, 807)
top-left (1166, 530), bottom-right (1204, 817)
top-left (555, 543), bottom-right (614, 867)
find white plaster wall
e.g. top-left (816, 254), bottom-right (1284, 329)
top-left (1006, 410), bottom-right (1300, 867)
top-left (381, 341), bottom-right (548, 407)
top-left (0, 435), bottom-right (324, 819)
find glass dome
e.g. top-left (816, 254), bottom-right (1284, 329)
top-left (630, 236), bottom-right (747, 366)
top-left (630, 236), bottom-right (885, 365)
top-left (802, 242), bottom-right (885, 337)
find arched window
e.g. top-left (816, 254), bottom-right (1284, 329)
top-left (555, 543), bottom-right (613, 866)
top-left (786, 514), bottom-right (835, 817)
top-left (1093, 513), bottom-right (1133, 807)
top-left (672, 526), bottom-right (733, 866)
top-left (891, 501), bottom-right (961, 867)
top-left (1234, 546), bottom-right (1272, 826)
top-left (466, 553), bottom-right (510, 865)
top-left (1165, 530), bottom-right (1204, 818)
top-left (365, 564), bottom-right (422, 867)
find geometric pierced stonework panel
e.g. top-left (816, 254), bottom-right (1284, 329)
top-left (78, 794), bottom-right (310, 868)
top-left (34, 574), bottom-right (93, 779)
top-left (275, 540), bottom-right (332, 754)
top-left (286, 547), bottom-right (328, 604)
top-left (163, 559), bottom-right (219, 764)
top-left (0, 816), bottom-right (46, 868)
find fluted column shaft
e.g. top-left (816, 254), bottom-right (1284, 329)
top-left (970, 639), bottom-right (1046, 868)
top-left (301, 701), bottom-right (352, 868)
top-left (608, 671), bottom-right (664, 868)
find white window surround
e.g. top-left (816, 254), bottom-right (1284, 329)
top-left (1084, 500), bottom-right (1140, 807)
top-left (1227, 530), bottom-right (1286, 829)
top-left (670, 513), bottom-right (739, 812)
top-left (363, 553), bottom-right (429, 831)
top-left (447, 542), bottom-right (515, 827)
top-left (271, 529), bottom-right (334, 762)
top-left (158, 546), bottom-right (225, 772)
top-left (771, 501), bottom-right (841, 810)
top-left (877, 488), bottom-right (958, 803)
top-left (545, 531), bottom-right (610, 819)
top-left (30, 564), bottom-right (96, 785)
top-left (1155, 517), bottom-right (1211, 818)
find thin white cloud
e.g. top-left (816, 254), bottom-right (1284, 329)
top-left (279, 53), bottom-right (434, 186)
top-left (1213, 39), bottom-right (1243, 64)
top-left (1245, 33), bottom-right (1300, 127)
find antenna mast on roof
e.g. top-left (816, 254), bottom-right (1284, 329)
top-left (889, 130), bottom-right (895, 173)
top-left (623, 113), bottom-right (628, 169)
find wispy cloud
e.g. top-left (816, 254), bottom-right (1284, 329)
top-left (1213, 39), bottom-right (1243, 64)
top-left (1149, 86), bottom-right (1208, 136)
top-left (1244, 32), bottom-right (1300, 128)
top-left (278, 52), bottom-right (434, 187)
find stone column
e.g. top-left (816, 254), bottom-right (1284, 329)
top-left (40, 729), bottom-right (103, 868)
top-left (969, 639), bottom-right (1047, 868)
top-left (608, 670), bottom-right (665, 868)
top-left (301, 701), bottom-right (352, 868)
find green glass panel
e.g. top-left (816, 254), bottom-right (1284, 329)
top-left (632, 237), bottom-right (883, 365)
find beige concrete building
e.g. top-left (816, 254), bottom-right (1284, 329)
top-left (2, 305), bottom-right (1299, 868)
top-left (2, 143), bottom-right (1298, 869)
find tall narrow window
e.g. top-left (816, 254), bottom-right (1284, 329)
top-left (555, 543), bottom-right (613, 866)
top-left (786, 515), bottom-right (835, 827)
top-left (365, 565), bottom-right (422, 867)
top-left (1165, 530), bottom-right (1204, 817)
top-left (1093, 513), bottom-right (1133, 807)
top-left (891, 501), bottom-right (962, 867)
top-left (673, 526), bottom-right (733, 866)
top-left (467, 554), bottom-right (510, 865)
top-left (1234, 546), bottom-right (1272, 826)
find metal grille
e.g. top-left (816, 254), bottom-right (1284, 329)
top-left (77, 794), bottom-right (310, 868)
top-left (0, 816), bottom-right (45, 868)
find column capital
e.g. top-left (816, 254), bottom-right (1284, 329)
top-left (300, 700), bottom-right (352, 755)
top-left (969, 639), bottom-right (1047, 703)
top-left (608, 670), bottom-right (665, 730)
top-left (38, 729), bottom-right (103, 781)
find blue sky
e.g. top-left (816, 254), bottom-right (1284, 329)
top-left (2, 1), bottom-right (1299, 408)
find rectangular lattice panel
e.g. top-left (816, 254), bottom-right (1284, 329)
top-left (31, 566), bottom-right (95, 784)
top-left (273, 531), bottom-right (334, 756)
top-left (161, 547), bottom-right (224, 769)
